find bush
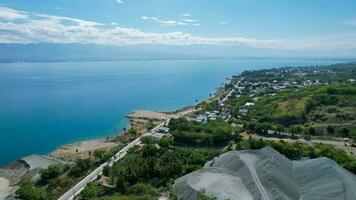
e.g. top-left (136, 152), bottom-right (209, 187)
top-left (141, 136), bottom-right (156, 145)
top-left (80, 182), bottom-right (105, 200)
top-left (69, 159), bottom-right (93, 178)
top-left (16, 180), bottom-right (43, 200)
top-left (40, 165), bottom-right (61, 182)
top-left (127, 183), bottom-right (158, 196)
top-left (169, 118), bottom-right (232, 146)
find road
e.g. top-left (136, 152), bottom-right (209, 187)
top-left (59, 85), bottom-right (230, 200)
top-left (58, 122), bottom-right (164, 200)
top-left (241, 132), bottom-right (356, 158)
top-left (220, 87), bottom-right (234, 104)
top-left (58, 106), bottom-right (195, 200)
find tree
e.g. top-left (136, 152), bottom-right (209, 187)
top-left (308, 127), bottom-right (317, 136)
top-left (94, 150), bottom-right (113, 163)
top-left (40, 165), bottom-right (60, 182)
top-left (127, 183), bottom-right (158, 196)
top-left (341, 128), bottom-right (350, 137)
top-left (69, 159), bottom-right (92, 177)
top-left (16, 181), bottom-right (42, 200)
top-left (115, 175), bottom-right (129, 194)
top-left (327, 126), bottom-right (335, 135)
top-left (80, 182), bottom-right (104, 200)
top-left (141, 136), bottom-right (156, 145)
top-left (275, 124), bottom-right (284, 133)
top-left (128, 127), bottom-right (138, 137)
top-left (146, 120), bottom-right (155, 130)
top-left (155, 151), bottom-right (183, 180)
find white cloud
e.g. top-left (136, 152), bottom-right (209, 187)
top-left (142, 16), bottom-right (198, 27)
top-left (0, 7), bottom-right (279, 48)
top-left (183, 19), bottom-right (197, 23)
top-left (116, 0), bottom-right (124, 4)
top-left (141, 16), bottom-right (179, 26)
top-left (219, 21), bottom-right (229, 25)
top-left (182, 13), bottom-right (191, 17)
top-left (0, 7), bottom-right (28, 20)
top-left (0, 6), bottom-right (355, 50)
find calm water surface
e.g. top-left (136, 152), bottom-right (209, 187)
top-left (0, 59), bottom-right (346, 166)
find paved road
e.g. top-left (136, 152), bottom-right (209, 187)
top-left (58, 106), bottom-right (195, 200)
top-left (58, 123), bottom-right (164, 200)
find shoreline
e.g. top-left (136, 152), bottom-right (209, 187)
top-left (0, 72), bottom-right (226, 199)
top-left (48, 106), bottom-right (198, 162)
top-left (0, 108), bottom-right (193, 199)
top-left (0, 108), bottom-right (200, 167)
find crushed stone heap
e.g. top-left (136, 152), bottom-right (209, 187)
top-left (173, 147), bottom-right (356, 200)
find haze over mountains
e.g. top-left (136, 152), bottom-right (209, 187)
top-left (1, 43), bottom-right (355, 63)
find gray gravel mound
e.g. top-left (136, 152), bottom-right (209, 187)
top-left (173, 147), bottom-right (356, 200)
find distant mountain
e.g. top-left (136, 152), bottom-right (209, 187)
top-left (0, 43), bottom-right (355, 62)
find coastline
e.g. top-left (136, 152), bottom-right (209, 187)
top-left (0, 69), bottom-right (227, 199)
top-left (2, 75), bottom-right (226, 165)
top-left (0, 108), bottom-right (206, 199)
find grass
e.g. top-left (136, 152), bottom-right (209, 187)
top-left (277, 97), bottom-right (307, 114)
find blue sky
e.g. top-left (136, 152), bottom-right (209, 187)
top-left (0, 0), bottom-right (356, 51)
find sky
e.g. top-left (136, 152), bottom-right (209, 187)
top-left (0, 0), bottom-right (356, 52)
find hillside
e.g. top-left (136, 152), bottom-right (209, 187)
top-left (219, 63), bottom-right (356, 139)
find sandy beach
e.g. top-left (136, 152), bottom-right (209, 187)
top-left (127, 110), bottom-right (173, 121)
top-left (0, 107), bottom-right (195, 199)
top-left (0, 177), bottom-right (16, 200)
top-left (49, 139), bottom-right (119, 161)
top-left (128, 108), bottom-right (195, 122)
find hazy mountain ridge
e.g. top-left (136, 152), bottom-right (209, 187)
top-left (0, 43), bottom-right (355, 63)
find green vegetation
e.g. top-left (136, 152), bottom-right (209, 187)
top-left (15, 146), bottom-right (123, 200)
top-left (169, 118), bottom-right (233, 146)
top-left (237, 138), bottom-right (356, 173)
top-left (225, 64), bottom-right (356, 139)
top-left (16, 63), bottom-right (356, 200)
top-left (16, 181), bottom-right (43, 200)
top-left (232, 84), bottom-right (356, 138)
top-left (89, 137), bottom-right (222, 199)
top-left (196, 190), bottom-right (217, 200)
top-left (241, 63), bottom-right (356, 83)
top-left (80, 182), bottom-right (106, 200)
top-left (40, 164), bottom-right (61, 183)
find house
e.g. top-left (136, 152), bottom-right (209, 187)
top-left (158, 127), bottom-right (169, 134)
top-left (245, 102), bottom-right (255, 106)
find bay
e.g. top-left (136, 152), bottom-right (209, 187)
top-left (0, 59), bottom-right (346, 166)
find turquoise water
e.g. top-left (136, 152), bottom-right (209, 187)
top-left (0, 59), bottom-right (346, 166)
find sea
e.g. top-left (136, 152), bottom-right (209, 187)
top-left (0, 59), bottom-right (347, 166)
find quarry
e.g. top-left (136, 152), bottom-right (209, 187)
top-left (174, 147), bottom-right (356, 200)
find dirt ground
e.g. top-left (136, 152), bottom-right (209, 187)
top-left (49, 139), bottom-right (119, 161)
top-left (0, 177), bottom-right (17, 200)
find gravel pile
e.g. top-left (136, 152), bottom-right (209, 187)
top-left (174, 147), bottom-right (356, 200)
